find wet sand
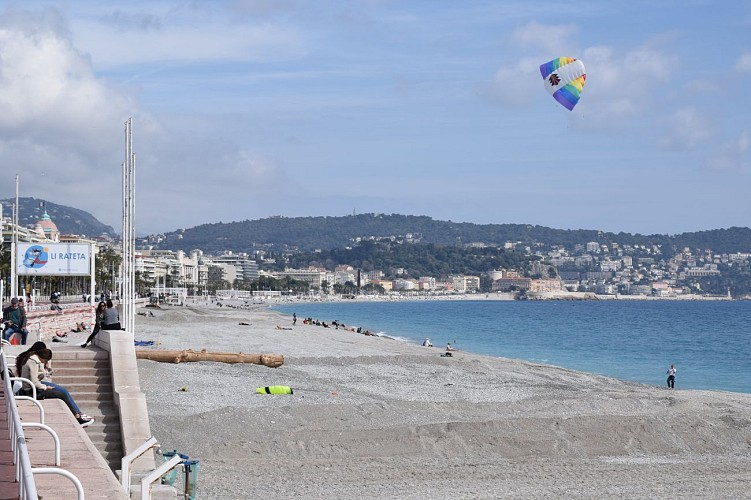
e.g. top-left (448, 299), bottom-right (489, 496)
top-left (133, 303), bottom-right (751, 499)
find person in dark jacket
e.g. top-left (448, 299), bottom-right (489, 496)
top-left (101, 299), bottom-right (121, 330)
top-left (81, 301), bottom-right (107, 348)
top-left (3, 297), bottom-right (28, 344)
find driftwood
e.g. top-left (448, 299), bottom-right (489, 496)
top-left (136, 348), bottom-right (284, 367)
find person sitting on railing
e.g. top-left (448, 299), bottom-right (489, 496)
top-left (3, 297), bottom-right (28, 345)
top-left (20, 348), bottom-right (95, 428)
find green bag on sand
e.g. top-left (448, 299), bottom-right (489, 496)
top-left (256, 385), bottom-right (293, 395)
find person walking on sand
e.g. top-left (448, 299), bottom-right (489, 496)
top-left (667, 364), bottom-right (677, 389)
top-left (293, 313), bottom-right (297, 326)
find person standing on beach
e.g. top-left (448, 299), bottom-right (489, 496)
top-left (293, 313), bottom-right (297, 326)
top-left (667, 364), bottom-right (677, 389)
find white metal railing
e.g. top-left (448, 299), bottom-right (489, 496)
top-left (126, 436), bottom-right (196, 499)
top-left (10, 377), bottom-right (45, 424)
top-left (141, 454), bottom-right (183, 500)
top-left (121, 436), bottom-right (157, 493)
top-left (3, 346), bottom-right (86, 499)
top-left (20, 424), bottom-right (60, 466)
top-left (31, 468), bottom-right (84, 500)
top-left (1, 345), bottom-right (38, 499)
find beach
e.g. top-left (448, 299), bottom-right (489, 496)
top-left (133, 302), bottom-right (751, 499)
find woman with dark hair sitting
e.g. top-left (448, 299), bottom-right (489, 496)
top-left (82, 301), bottom-right (107, 348)
top-left (20, 347), bottom-right (94, 427)
top-left (101, 299), bottom-right (121, 330)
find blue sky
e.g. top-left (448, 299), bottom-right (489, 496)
top-left (0, 1), bottom-right (749, 236)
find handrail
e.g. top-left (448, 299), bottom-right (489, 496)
top-left (0, 345), bottom-right (39, 499)
top-left (12, 396), bottom-right (45, 425)
top-left (141, 454), bottom-right (183, 500)
top-left (17, 435), bottom-right (37, 500)
top-left (10, 376), bottom-right (38, 399)
top-left (31, 468), bottom-right (84, 500)
top-left (121, 436), bottom-right (158, 493)
top-left (21, 423), bottom-right (60, 466)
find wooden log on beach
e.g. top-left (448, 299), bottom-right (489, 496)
top-left (136, 348), bottom-right (284, 367)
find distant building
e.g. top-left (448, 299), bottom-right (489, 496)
top-left (34, 210), bottom-right (60, 242)
top-left (530, 279), bottom-right (563, 293)
top-left (492, 277), bottom-right (531, 292)
top-left (278, 268), bottom-right (327, 288)
top-left (452, 275), bottom-right (480, 293)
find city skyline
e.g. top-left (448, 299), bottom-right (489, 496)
top-left (0, 1), bottom-right (749, 236)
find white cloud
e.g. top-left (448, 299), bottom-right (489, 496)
top-left (511, 21), bottom-right (577, 55)
top-left (488, 23), bottom-right (678, 128)
top-left (659, 107), bottom-right (712, 149)
top-left (735, 51), bottom-right (751, 72)
top-left (486, 57), bottom-right (542, 107)
top-left (707, 130), bottom-right (751, 171)
top-left (71, 5), bottom-right (306, 69)
top-left (0, 9), bottom-right (137, 214)
top-left (581, 44), bottom-right (675, 122)
top-left (0, 6), bottom-right (285, 234)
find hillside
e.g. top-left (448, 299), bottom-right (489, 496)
top-left (149, 214), bottom-right (751, 256)
top-left (0, 197), bottom-right (115, 237)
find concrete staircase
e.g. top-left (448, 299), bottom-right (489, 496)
top-left (49, 347), bottom-right (124, 471)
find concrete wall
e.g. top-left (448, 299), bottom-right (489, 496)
top-left (25, 305), bottom-right (94, 340)
top-left (94, 329), bottom-right (156, 472)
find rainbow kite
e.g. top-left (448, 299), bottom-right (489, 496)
top-left (540, 57), bottom-right (586, 111)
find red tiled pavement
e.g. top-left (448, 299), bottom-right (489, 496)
top-left (0, 391), bottom-right (20, 500)
top-left (16, 396), bottom-right (128, 499)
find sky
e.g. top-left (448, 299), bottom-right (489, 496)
top-left (0, 0), bottom-right (749, 237)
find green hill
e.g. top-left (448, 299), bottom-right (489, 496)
top-left (0, 197), bottom-right (115, 237)
top-left (149, 213), bottom-right (751, 256)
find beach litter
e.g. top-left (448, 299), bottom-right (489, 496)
top-left (256, 385), bottom-right (294, 394)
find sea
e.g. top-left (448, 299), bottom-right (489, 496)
top-left (273, 299), bottom-right (751, 394)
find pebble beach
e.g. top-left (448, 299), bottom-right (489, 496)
top-left (133, 302), bottom-right (751, 499)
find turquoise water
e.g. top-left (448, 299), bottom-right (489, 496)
top-left (274, 300), bottom-right (751, 394)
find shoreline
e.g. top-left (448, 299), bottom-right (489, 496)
top-left (266, 299), bottom-right (749, 395)
top-left (133, 303), bottom-right (751, 498)
top-left (207, 291), bottom-right (736, 304)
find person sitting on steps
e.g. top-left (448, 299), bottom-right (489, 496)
top-left (81, 301), bottom-right (106, 348)
top-left (20, 348), bottom-right (95, 427)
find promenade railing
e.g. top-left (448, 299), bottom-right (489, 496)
top-left (0, 343), bottom-right (38, 499)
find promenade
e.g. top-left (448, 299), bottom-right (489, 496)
top-left (18, 398), bottom-right (125, 499)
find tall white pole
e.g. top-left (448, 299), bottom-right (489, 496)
top-left (10, 174), bottom-right (18, 299)
top-left (122, 118), bottom-right (136, 333)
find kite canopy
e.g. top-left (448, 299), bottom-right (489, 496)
top-left (540, 57), bottom-right (586, 110)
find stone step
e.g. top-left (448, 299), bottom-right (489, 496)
top-left (48, 350), bottom-right (110, 361)
top-left (46, 347), bottom-right (125, 471)
top-left (53, 377), bottom-right (112, 398)
top-left (49, 374), bottom-right (112, 385)
top-left (52, 361), bottom-right (112, 377)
